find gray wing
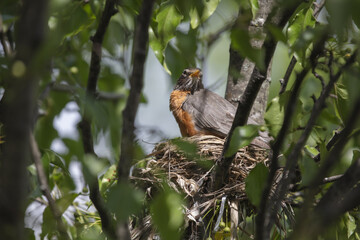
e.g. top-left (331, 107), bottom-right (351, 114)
top-left (183, 89), bottom-right (271, 148)
top-left (182, 89), bottom-right (236, 138)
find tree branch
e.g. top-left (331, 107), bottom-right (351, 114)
top-left (87, 0), bottom-right (118, 95)
top-left (78, 0), bottom-right (118, 239)
top-left (279, 56), bottom-right (297, 94)
top-left (278, 1), bottom-right (326, 95)
top-left (114, 1), bottom-right (155, 239)
top-left (290, 96), bottom-right (360, 240)
top-left (256, 66), bottom-right (309, 240)
top-left (0, 0), bottom-right (48, 239)
top-left (51, 83), bottom-right (125, 101)
top-left (117, 0), bottom-right (155, 181)
top-left (29, 132), bottom-right (70, 240)
top-left (262, 51), bottom-right (357, 239)
top-left (212, 0), bottom-right (304, 192)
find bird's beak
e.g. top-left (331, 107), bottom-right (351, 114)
top-left (190, 69), bottom-right (201, 78)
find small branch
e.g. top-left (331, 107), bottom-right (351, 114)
top-left (312, 69), bottom-right (325, 89)
top-left (117, 0), bottom-right (156, 181)
top-left (322, 174), bottom-right (343, 184)
top-left (256, 66), bottom-right (309, 240)
top-left (51, 83), bottom-right (125, 101)
top-left (79, 0), bottom-right (118, 239)
top-left (30, 132), bottom-right (70, 240)
top-left (87, 0), bottom-right (118, 95)
top-left (317, 159), bottom-right (360, 213)
top-left (263, 51), bottom-right (357, 239)
top-left (279, 1), bottom-right (326, 95)
top-left (207, 20), bottom-right (236, 47)
top-left (290, 97), bottom-right (360, 239)
top-left (279, 56), bottom-right (297, 94)
top-left (314, 129), bottom-right (342, 162)
top-left (290, 174), bottom-right (343, 191)
top-left (313, 0), bottom-right (326, 19)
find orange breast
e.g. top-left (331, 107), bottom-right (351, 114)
top-left (169, 90), bottom-right (198, 137)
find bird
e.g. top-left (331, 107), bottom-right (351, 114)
top-left (169, 68), bottom-right (270, 149)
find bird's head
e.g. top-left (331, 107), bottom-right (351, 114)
top-left (174, 68), bottom-right (204, 93)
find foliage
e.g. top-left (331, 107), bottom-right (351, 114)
top-left (1, 0), bottom-right (360, 239)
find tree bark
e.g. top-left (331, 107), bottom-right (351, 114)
top-left (79, 0), bottom-right (118, 239)
top-left (0, 1), bottom-right (48, 239)
top-left (225, 0), bottom-right (276, 124)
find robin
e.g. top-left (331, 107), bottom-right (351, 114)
top-left (169, 68), bottom-right (270, 149)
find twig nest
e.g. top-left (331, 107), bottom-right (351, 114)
top-left (130, 135), bottom-right (270, 239)
top-left (132, 135), bottom-right (269, 199)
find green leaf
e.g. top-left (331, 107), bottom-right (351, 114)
top-left (41, 206), bottom-right (58, 239)
top-left (266, 24), bottom-right (287, 43)
top-left (149, 31), bottom-right (165, 63)
top-left (151, 186), bottom-right (184, 240)
top-left (106, 183), bottom-right (144, 221)
top-left (171, 138), bottom-right (198, 157)
top-left (249, 0), bottom-right (259, 19)
top-left (35, 91), bottom-right (70, 149)
top-left (346, 212), bottom-right (356, 238)
top-left (189, 0), bottom-right (221, 29)
top-left (99, 165), bottom-right (117, 196)
top-left (286, 3), bottom-right (316, 63)
top-left (225, 125), bottom-right (259, 157)
top-left (164, 43), bottom-right (189, 79)
top-left (265, 96), bottom-right (284, 137)
top-left (155, 2), bottom-right (183, 45)
top-left (24, 228), bottom-right (36, 240)
top-left (103, 15), bottom-right (127, 55)
top-left (98, 67), bottom-right (126, 93)
top-left (304, 145), bottom-right (319, 157)
top-left (82, 154), bottom-right (109, 182)
top-left (62, 138), bottom-right (85, 163)
top-left (230, 29), bottom-right (265, 71)
top-left (299, 154), bottom-right (319, 186)
top-left (175, 29), bottom-right (197, 67)
top-left (287, 4), bottom-right (315, 46)
top-left (56, 193), bottom-right (78, 214)
top-left (43, 149), bottom-right (71, 176)
top-left (351, 1), bottom-right (360, 29)
top-left (326, 0), bottom-right (354, 38)
top-left (245, 163), bottom-right (269, 208)
top-left (189, 7), bottom-right (201, 29)
top-left (200, 0), bottom-right (221, 24)
top-left (48, 1), bottom-right (95, 49)
top-left (334, 82), bottom-right (349, 123)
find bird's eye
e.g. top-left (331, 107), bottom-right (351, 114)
top-left (183, 70), bottom-right (187, 75)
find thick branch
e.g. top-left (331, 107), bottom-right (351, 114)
top-left (0, 1), bottom-right (48, 239)
top-left (30, 132), bottom-right (70, 239)
top-left (79, 0), bottom-right (118, 239)
top-left (212, 70), bottom-right (268, 190)
top-left (117, 0), bottom-right (155, 181)
top-left (212, 0), bottom-right (304, 192)
top-left (87, 0), bottom-right (118, 95)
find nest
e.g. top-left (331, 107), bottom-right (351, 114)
top-left (130, 135), bottom-right (270, 239)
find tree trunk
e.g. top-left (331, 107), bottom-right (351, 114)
top-left (0, 1), bottom-right (48, 239)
